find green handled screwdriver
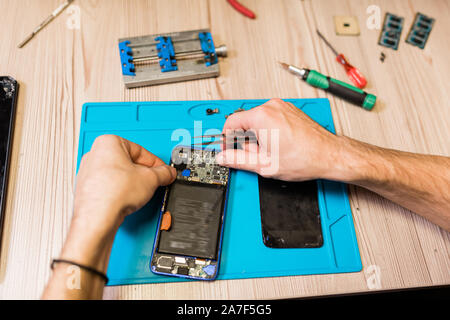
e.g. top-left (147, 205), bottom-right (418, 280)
top-left (279, 62), bottom-right (376, 110)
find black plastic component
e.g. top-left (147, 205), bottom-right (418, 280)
top-left (0, 77), bottom-right (18, 251)
top-left (258, 177), bottom-right (323, 248)
top-left (326, 78), bottom-right (367, 106)
top-left (177, 266), bottom-right (189, 275)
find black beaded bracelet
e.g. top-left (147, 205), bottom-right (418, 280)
top-left (51, 259), bottom-right (109, 284)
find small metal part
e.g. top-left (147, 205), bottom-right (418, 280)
top-left (316, 30), bottom-right (339, 56)
top-left (334, 16), bottom-right (360, 36)
top-left (215, 45), bottom-right (228, 58)
top-left (224, 108), bottom-right (246, 119)
top-left (380, 52), bottom-right (386, 62)
top-left (175, 256), bottom-right (186, 264)
top-left (18, 0), bottom-right (74, 48)
top-left (278, 61), bottom-right (306, 78)
top-left (206, 108), bottom-right (219, 115)
top-left (133, 45), bottom-right (227, 65)
top-left (193, 131), bottom-right (258, 147)
top-left (156, 256), bottom-right (173, 269)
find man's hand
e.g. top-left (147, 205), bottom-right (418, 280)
top-left (74, 135), bottom-right (176, 231)
top-left (216, 98), bottom-right (344, 181)
top-left (42, 135), bottom-right (176, 299)
top-left (217, 99), bottom-right (450, 231)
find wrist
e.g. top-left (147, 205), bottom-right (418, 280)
top-left (323, 135), bottom-right (377, 184)
top-left (60, 208), bottom-right (122, 273)
top-left (72, 199), bottom-right (125, 237)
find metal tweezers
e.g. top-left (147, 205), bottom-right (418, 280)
top-left (192, 131), bottom-right (258, 146)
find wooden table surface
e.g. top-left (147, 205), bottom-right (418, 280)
top-left (0, 0), bottom-right (449, 299)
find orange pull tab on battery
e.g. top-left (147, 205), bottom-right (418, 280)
top-left (160, 211), bottom-right (172, 231)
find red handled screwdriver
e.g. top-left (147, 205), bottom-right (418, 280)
top-left (316, 29), bottom-right (367, 89)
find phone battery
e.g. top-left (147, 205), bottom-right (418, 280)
top-left (158, 181), bottom-right (225, 260)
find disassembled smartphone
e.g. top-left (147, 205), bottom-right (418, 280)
top-left (150, 146), bottom-right (230, 280)
top-left (0, 76), bottom-right (18, 250)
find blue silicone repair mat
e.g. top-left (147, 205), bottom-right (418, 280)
top-left (76, 99), bottom-right (362, 285)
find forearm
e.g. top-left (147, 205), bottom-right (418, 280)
top-left (42, 212), bottom-right (121, 299)
top-left (327, 136), bottom-right (450, 231)
top-left (40, 135), bottom-right (176, 299)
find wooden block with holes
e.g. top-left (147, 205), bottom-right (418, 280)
top-left (334, 16), bottom-right (360, 35)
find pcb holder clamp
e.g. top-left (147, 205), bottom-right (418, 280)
top-left (118, 29), bottom-right (227, 88)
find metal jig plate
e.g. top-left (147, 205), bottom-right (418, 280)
top-left (119, 29), bottom-right (223, 88)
